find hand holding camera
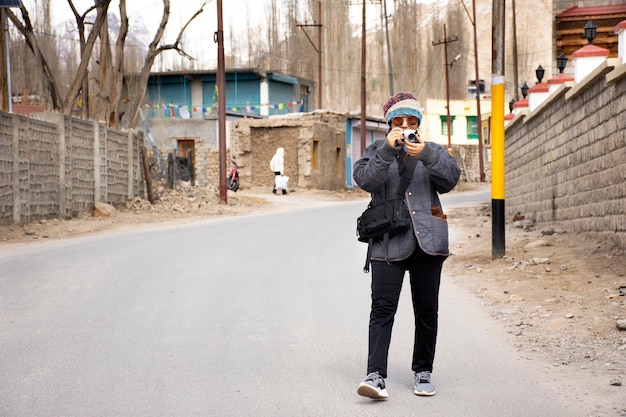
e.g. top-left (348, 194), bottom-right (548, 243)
top-left (401, 129), bottom-right (419, 143)
top-left (386, 128), bottom-right (423, 157)
top-left (402, 129), bottom-right (425, 157)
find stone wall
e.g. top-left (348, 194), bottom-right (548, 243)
top-left (452, 144), bottom-right (491, 183)
top-left (146, 118), bottom-right (214, 150)
top-left (0, 112), bottom-right (144, 225)
top-left (195, 148), bottom-right (230, 190)
top-left (504, 67), bottom-right (625, 250)
top-left (228, 114), bottom-right (346, 191)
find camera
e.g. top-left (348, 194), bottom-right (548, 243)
top-left (402, 129), bottom-right (418, 143)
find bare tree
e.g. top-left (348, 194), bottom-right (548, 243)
top-left (7, 5), bottom-right (63, 110)
top-left (67, 0), bottom-right (97, 118)
top-left (63, 0), bottom-right (111, 114)
top-left (108, 0), bottom-right (129, 127)
top-left (127, 0), bottom-right (208, 128)
top-left (8, 0), bottom-right (206, 128)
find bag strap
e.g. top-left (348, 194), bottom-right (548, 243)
top-left (363, 232), bottom-right (391, 273)
top-left (396, 155), bottom-right (417, 198)
top-left (363, 239), bottom-right (373, 272)
top-left (363, 155), bottom-right (418, 274)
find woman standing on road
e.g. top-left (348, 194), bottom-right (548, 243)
top-left (353, 92), bottom-right (460, 400)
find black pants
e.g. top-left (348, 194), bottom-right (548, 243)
top-left (367, 245), bottom-right (445, 378)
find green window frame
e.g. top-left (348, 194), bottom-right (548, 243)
top-left (439, 115), bottom-right (455, 136)
top-left (466, 116), bottom-right (478, 140)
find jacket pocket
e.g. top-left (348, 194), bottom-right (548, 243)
top-left (431, 205), bottom-right (447, 221)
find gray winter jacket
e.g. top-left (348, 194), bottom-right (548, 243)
top-left (353, 139), bottom-right (461, 261)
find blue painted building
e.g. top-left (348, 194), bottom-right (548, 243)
top-left (144, 68), bottom-right (314, 119)
top-left (344, 113), bottom-right (388, 188)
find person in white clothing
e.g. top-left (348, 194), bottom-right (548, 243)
top-left (269, 147), bottom-right (287, 195)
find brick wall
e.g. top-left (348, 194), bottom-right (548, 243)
top-left (0, 112), bottom-right (144, 225)
top-left (504, 69), bottom-right (625, 250)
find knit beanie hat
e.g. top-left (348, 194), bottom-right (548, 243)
top-left (383, 92), bottom-right (423, 126)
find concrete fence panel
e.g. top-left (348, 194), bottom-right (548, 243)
top-left (0, 112), bottom-right (145, 225)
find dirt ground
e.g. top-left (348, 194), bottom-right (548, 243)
top-left (1, 181), bottom-right (624, 415)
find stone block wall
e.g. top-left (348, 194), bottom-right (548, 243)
top-left (229, 115), bottom-right (346, 191)
top-left (452, 144), bottom-right (491, 183)
top-left (504, 69), bottom-right (625, 250)
top-left (195, 148), bottom-right (229, 191)
top-left (0, 112), bottom-right (144, 225)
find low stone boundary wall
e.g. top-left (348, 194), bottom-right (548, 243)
top-left (504, 66), bottom-right (625, 250)
top-left (0, 112), bottom-right (144, 225)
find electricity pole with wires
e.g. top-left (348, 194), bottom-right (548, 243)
top-left (297, 1), bottom-right (323, 109)
top-left (432, 24), bottom-right (458, 154)
top-left (350, 0), bottom-right (381, 154)
top-left (460, 0), bottom-right (486, 181)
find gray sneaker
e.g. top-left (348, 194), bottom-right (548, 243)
top-left (414, 371), bottom-right (435, 396)
top-left (357, 371), bottom-right (389, 399)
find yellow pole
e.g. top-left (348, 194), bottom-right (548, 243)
top-left (491, 0), bottom-right (506, 259)
top-left (491, 77), bottom-right (505, 200)
top-left (491, 75), bottom-right (505, 258)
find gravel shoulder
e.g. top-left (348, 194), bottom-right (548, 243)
top-left (1, 182), bottom-right (624, 415)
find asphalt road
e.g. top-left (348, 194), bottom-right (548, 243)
top-left (0, 193), bottom-right (587, 417)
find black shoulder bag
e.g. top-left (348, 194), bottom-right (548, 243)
top-left (356, 156), bottom-right (416, 272)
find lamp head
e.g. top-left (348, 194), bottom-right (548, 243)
top-left (521, 81), bottom-right (529, 98)
top-left (584, 20), bottom-right (597, 44)
top-left (557, 53), bottom-right (567, 74)
top-left (535, 65), bottom-right (545, 83)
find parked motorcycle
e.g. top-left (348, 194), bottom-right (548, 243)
top-left (227, 161), bottom-right (240, 192)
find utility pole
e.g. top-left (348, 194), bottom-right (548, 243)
top-left (360, 0), bottom-right (366, 154)
top-left (460, 0), bottom-right (485, 180)
top-left (491, 0), bottom-right (506, 258)
top-left (470, 0), bottom-right (485, 182)
top-left (297, 1), bottom-right (323, 109)
top-left (432, 24), bottom-right (458, 153)
top-left (0, 1), bottom-right (22, 113)
top-left (0, 8), bottom-right (8, 112)
top-left (216, 0), bottom-right (227, 203)
top-left (511, 0), bottom-right (519, 100)
top-left (383, 0), bottom-right (393, 96)
top-left (350, 0), bottom-right (381, 154)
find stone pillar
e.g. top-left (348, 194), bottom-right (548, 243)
top-left (513, 97), bottom-right (528, 116)
top-left (11, 114), bottom-right (19, 224)
top-left (547, 74), bottom-right (574, 94)
top-left (528, 82), bottom-right (550, 112)
top-left (573, 44), bottom-right (609, 83)
top-left (615, 21), bottom-right (626, 64)
top-left (127, 131), bottom-right (134, 198)
top-left (93, 120), bottom-right (100, 204)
